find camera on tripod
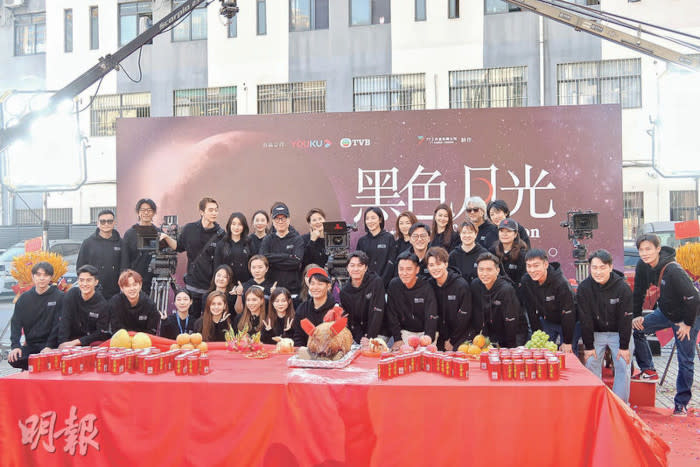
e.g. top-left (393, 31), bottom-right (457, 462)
top-left (560, 210), bottom-right (599, 283)
top-left (135, 215), bottom-right (180, 277)
top-left (322, 221), bottom-right (357, 284)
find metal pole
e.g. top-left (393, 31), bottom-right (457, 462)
top-left (42, 192), bottom-right (49, 251)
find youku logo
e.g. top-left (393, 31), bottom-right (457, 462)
top-left (339, 137), bottom-right (371, 148)
top-left (291, 139), bottom-right (332, 149)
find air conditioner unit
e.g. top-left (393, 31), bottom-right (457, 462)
top-left (3, 0), bottom-right (25, 8)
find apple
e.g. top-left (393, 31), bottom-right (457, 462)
top-left (419, 335), bottom-right (432, 347)
top-left (407, 336), bottom-right (420, 349)
top-left (399, 344), bottom-right (413, 354)
top-left (426, 344), bottom-right (438, 353)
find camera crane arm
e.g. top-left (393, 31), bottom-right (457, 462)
top-left (503, 0), bottom-right (700, 71)
top-left (0, 0), bottom-right (240, 153)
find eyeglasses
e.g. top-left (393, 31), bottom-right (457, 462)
top-left (138, 208), bottom-right (154, 214)
top-left (98, 219), bottom-right (114, 225)
top-left (465, 208), bottom-right (480, 213)
top-left (411, 233), bottom-right (429, 240)
top-left (273, 217), bottom-right (289, 223)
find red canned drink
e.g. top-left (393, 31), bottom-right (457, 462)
top-left (454, 358), bottom-right (469, 380)
top-left (136, 352), bottom-right (148, 373)
top-left (109, 354), bottom-right (125, 375)
top-left (61, 355), bottom-right (76, 376)
top-left (28, 354), bottom-right (41, 373)
top-left (522, 350), bottom-right (533, 360)
top-left (502, 359), bottom-right (513, 381)
top-left (532, 351), bottom-right (544, 360)
top-left (145, 355), bottom-right (159, 375)
top-left (174, 355), bottom-right (188, 376)
top-left (385, 357), bottom-right (396, 378)
top-left (536, 359), bottom-right (548, 380)
top-left (556, 351), bottom-right (566, 370)
top-left (514, 359), bottom-right (525, 380)
top-left (547, 357), bottom-right (560, 380)
top-left (50, 351), bottom-right (62, 371)
top-left (421, 353), bottom-right (432, 372)
top-left (378, 359), bottom-right (388, 380)
top-left (443, 356), bottom-right (453, 378)
top-left (395, 355), bottom-right (406, 376)
top-left (489, 358), bottom-right (501, 381)
top-left (38, 353), bottom-right (50, 371)
top-left (199, 354), bottom-right (210, 375)
top-left (96, 353), bottom-right (108, 373)
top-left (525, 359), bottom-right (537, 380)
top-left (480, 352), bottom-right (489, 370)
top-left (186, 355), bottom-right (199, 375)
top-left (380, 352), bottom-right (392, 360)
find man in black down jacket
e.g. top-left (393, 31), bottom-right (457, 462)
top-left (77, 209), bottom-right (122, 300)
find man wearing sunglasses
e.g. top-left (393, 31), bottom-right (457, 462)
top-left (76, 209), bottom-right (123, 300)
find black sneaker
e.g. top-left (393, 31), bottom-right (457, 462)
top-left (672, 405), bottom-right (688, 417)
top-left (631, 369), bottom-right (659, 383)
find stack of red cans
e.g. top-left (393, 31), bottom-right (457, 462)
top-left (377, 350), bottom-right (469, 381)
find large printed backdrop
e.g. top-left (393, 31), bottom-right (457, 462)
top-left (116, 105), bottom-right (622, 277)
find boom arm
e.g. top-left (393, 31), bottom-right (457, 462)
top-left (505, 0), bottom-right (700, 70)
top-left (0, 0), bottom-right (239, 153)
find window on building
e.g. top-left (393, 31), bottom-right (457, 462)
top-left (484, 0), bottom-right (520, 14)
top-left (90, 6), bottom-right (100, 50)
top-left (557, 58), bottom-right (642, 109)
top-left (415, 0), bottom-right (426, 21)
top-left (119, 1), bottom-right (152, 46)
top-left (353, 73), bottom-right (426, 112)
top-left (350, 0), bottom-right (390, 26)
top-left (90, 93), bottom-right (151, 137)
top-left (90, 207), bottom-right (117, 223)
top-left (174, 86), bottom-right (237, 116)
top-left (64, 9), bottom-right (73, 53)
top-left (258, 81), bottom-right (326, 114)
top-left (15, 208), bottom-right (73, 225)
top-left (228, 15), bottom-right (237, 37)
top-left (448, 0), bottom-right (459, 19)
top-left (14, 12), bottom-right (46, 56)
top-left (670, 190), bottom-right (698, 222)
top-left (290, 0), bottom-right (329, 31)
top-left (449, 66), bottom-right (527, 108)
top-left (257, 0), bottom-right (267, 35)
top-left (623, 192), bottom-right (644, 240)
top-left (172, 0), bottom-right (207, 42)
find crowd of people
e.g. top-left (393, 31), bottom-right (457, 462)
top-left (7, 196), bottom-right (699, 416)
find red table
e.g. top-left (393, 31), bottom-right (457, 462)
top-left (0, 347), bottom-right (669, 466)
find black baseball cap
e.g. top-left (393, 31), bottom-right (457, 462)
top-left (498, 219), bottom-right (518, 231)
top-left (271, 203), bottom-right (290, 218)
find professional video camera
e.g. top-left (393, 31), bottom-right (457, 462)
top-left (323, 221), bottom-right (358, 285)
top-left (135, 215), bottom-right (180, 278)
top-left (560, 210), bottom-right (598, 283)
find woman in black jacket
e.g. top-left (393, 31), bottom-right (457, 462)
top-left (449, 221), bottom-right (488, 283)
top-left (160, 289), bottom-right (197, 339)
top-left (194, 291), bottom-right (232, 342)
top-left (356, 207), bottom-right (397, 288)
top-left (490, 219), bottom-right (528, 287)
top-left (214, 212), bottom-right (252, 284)
top-left (429, 203), bottom-right (460, 251)
top-left (261, 287), bottom-right (296, 344)
top-left (248, 210), bottom-right (270, 255)
top-left (394, 210), bottom-right (418, 256)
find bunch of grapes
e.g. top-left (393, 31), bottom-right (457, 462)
top-left (525, 330), bottom-right (558, 351)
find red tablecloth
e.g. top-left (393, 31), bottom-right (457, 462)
top-left (0, 346), bottom-right (669, 467)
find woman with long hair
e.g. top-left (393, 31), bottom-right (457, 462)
top-left (248, 210), bottom-right (270, 255)
top-left (394, 210), bottom-right (418, 256)
top-left (429, 203), bottom-right (459, 251)
top-left (356, 207), bottom-right (397, 287)
top-left (235, 286), bottom-right (266, 336)
top-left (202, 264), bottom-right (237, 313)
top-left (491, 219), bottom-right (528, 286)
top-left (261, 287), bottom-right (296, 344)
top-left (214, 212), bottom-right (252, 284)
top-left (194, 291), bottom-right (232, 342)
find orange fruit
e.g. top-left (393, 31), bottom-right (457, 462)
top-left (467, 345), bottom-right (482, 355)
top-left (190, 333), bottom-right (203, 346)
top-left (197, 342), bottom-right (208, 352)
top-left (181, 343), bottom-right (195, 350)
top-left (176, 334), bottom-right (190, 346)
top-left (458, 343), bottom-right (471, 354)
top-left (472, 334), bottom-right (486, 348)
top-left (170, 343), bottom-right (180, 351)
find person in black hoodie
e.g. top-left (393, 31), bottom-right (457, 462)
top-left (261, 287), bottom-right (295, 344)
top-left (121, 198), bottom-right (177, 295)
top-left (261, 202), bottom-right (304, 295)
top-left (577, 249), bottom-right (634, 403)
top-left (109, 270), bottom-right (159, 334)
top-left (429, 203), bottom-right (460, 252)
top-left (8, 262), bottom-right (63, 370)
top-left (386, 251), bottom-right (440, 350)
top-left (214, 212), bottom-right (252, 285)
top-left (471, 253), bottom-right (526, 348)
top-left (427, 247), bottom-right (477, 351)
top-left (339, 251), bottom-right (385, 344)
top-left (465, 196), bottom-right (498, 249)
top-left (76, 209), bottom-right (123, 300)
top-left (449, 221), bottom-right (488, 283)
top-left (631, 234), bottom-right (700, 416)
top-left (394, 210), bottom-right (418, 256)
top-left (301, 208), bottom-right (329, 270)
top-left (176, 197), bottom-right (226, 320)
top-left (491, 219), bottom-right (528, 286)
top-left (521, 249), bottom-right (577, 352)
top-left (58, 265), bottom-right (111, 348)
top-left (234, 286), bottom-right (266, 336)
top-left (194, 291), bottom-right (232, 342)
top-left (248, 210), bottom-right (270, 255)
top-left (160, 289), bottom-right (196, 339)
top-left (357, 207), bottom-right (397, 288)
top-left (292, 267), bottom-right (337, 347)
top-left (405, 223), bottom-right (432, 279)
top-left (486, 199), bottom-right (531, 248)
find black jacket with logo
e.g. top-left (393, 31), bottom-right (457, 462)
top-left (177, 220), bottom-right (226, 291)
top-left (520, 263), bottom-right (576, 344)
top-left (58, 287), bottom-right (110, 346)
top-left (430, 229), bottom-right (460, 252)
top-left (471, 277), bottom-right (525, 348)
top-left (77, 228), bottom-right (123, 299)
top-left (430, 271), bottom-right (477, 348)
top-left (339, 271), bottom-right (385, 342)
top-left (386, 276), bottom-right (439, 342)
top-left (292, 295), bottom-right (337, 347)
top-left (109, 292), bottom-right (159, 334)
top-left (11, 286), bottom-right (64, 350)
top-left (477, 221), bottom-right (498, 249)
top-left (357, 230), bottom-right (397, 288)
top-left (448, 244), bottom-right (489, 283)
top-left (301, 233), bottom-right (328, 270)
top-left (214, 237), bottom-right (252, 284)
top-left (577, 270), bottom-right (633, 350)
top-left (260, 228), bottom-right (305, 294)
top-left (122, 223), bottom-right (167, 293)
